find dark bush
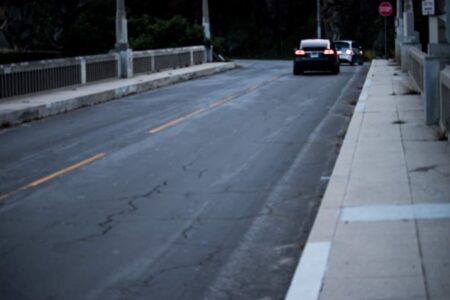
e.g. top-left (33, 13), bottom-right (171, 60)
top-left (129, 15), bottom-right (204, 50)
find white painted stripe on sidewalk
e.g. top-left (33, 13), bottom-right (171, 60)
top-left (355, 102), bottom-right (366, 112)
top-left (363, 78), bottom-right (372, 90)
top-left (341, 203), bottom-right (450, 222)
top-left (359, 92), bottom-right (368, 101)
top-left (285, 242), bottom-right (331, 300)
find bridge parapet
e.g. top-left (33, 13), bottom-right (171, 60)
top-left (0, 46), bottom-right (206, 99)
top-left (440, 66), bottom-right (450, 136)
top-left (403, 45), bottom-right (450, 132)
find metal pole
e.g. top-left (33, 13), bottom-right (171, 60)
top-left (202, 0), bottom-right (213, 62)
top-left (115, 0), bottom-right (132, 78)
top-left (317, 0), bottom-right (321, 38)
top-left (202, 0), bottom-right (211, 40)
top-left (116, 0), bottom-right (128, 48)
top-left (385, 16), bottom-right (387, 58)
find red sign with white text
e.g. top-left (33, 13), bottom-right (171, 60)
top-left (379, 2), bottom-right (393, 17)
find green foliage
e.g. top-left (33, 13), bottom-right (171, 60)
top-left (0, 50), bottom-right (61, 64)
top-left (60, 0), bottom-right (115, 56)
top-left (1, 0), bottom-right (426, 59)
top-left (128, 15), bottom-right (203, 50)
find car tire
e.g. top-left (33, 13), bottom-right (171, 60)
top-left (332, 66), bottom-right (340, 75)
top-left (293, 66), bottom-right (303, 75)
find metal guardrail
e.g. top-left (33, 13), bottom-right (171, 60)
top-left (440, 66), bottom-right (450, 135)
top-left (0, 53), bottom-right (119, 99)
top-left (0, 57), bottom-right (82, 98)
top-left (0, 46), bottom-right (206, 99)
top-left (85, 54), bottom-right (119, 83)
top-left (133, 46), bottom-right (205, 75)
top-left (405, 46), bottom-right (425, 92)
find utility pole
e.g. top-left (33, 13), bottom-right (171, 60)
top-left (202, 0), bottom-right (213, 62)
top-left (317, 0), bottom-right (321, 38)
top-left (115, 0), bottom-right (133, 78)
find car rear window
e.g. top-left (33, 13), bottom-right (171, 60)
top-left (300, 40), bottom-right (329, 50)
top-left (335, 42), bottom-right (350, 50)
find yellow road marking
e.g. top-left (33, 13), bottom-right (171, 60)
top-left (184, 108), bottom-right (207, 118)
top-left (208, 96), bottom-right (234, 109)
top-left (149, 76), bottom-right (283, 135)
top-left (149, 117), bottom-right (186, 134)
top-left (0, 152), bottom-right (106, 203)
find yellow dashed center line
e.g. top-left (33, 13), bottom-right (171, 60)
top-left (0, 152), bottom-right (106, 203)
top-left (149, 75), bottom-right (282, 135)
top-left (149, 116), bottom-right (187, 134)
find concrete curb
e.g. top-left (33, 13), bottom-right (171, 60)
top-left (0, 62), bottom-right (237, 127)
top-left (285, 62), bottom-right (374, 300)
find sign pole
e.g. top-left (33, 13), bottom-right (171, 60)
top-left (378, 2), bottom-right (393, 58)
top-left (385, 16), bottom-right (387, 58)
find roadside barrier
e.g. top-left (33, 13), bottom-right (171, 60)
top-left (0, 46), bottom-right (206, 99)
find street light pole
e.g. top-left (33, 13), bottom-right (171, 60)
top-left (202, 0), bottom-right (213, 62)
top-left (115, 0), bottom-right (133, 78)
top-left (317, 0), bottom-right (321, 38)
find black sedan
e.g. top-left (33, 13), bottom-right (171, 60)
top-left (293, 39), bottom-right (340, 75)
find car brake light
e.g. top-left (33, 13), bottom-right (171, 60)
top-left (295, 49), bottom-right (306, 56)
top-left (346, 49), bottom-right (353, 55)
top-left (324, 49), bottom-right (335, 55)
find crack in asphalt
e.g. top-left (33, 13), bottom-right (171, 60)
top-left (98, 181), bottom-right (168, 236)
top-left (410, 165), bottom-right (437, 173)
top-left (182, 155), bottom-right (201, 172)
top-left (162, 203), bottom-right (287, 226)
top-left (50, 181), bottom-right (168, 252)
top-left (198, 168), bottom-right (208, 179)
top-left (140, 246), bottom-right (222, 290)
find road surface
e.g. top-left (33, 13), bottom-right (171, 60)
top-left (0, 60), bottom-right (368, 300)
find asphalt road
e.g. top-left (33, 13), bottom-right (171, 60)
top-left (0, 60), bottom-right (368, 300)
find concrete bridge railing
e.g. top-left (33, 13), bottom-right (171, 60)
top-left (403, 46), bottom-right (450, 132)
top-left (0, 46), bottom-right (206, 99)
top-left (440, 66), bottom-right (450, 136)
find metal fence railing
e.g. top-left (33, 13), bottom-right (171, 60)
top-left (133, 46), bottom-right (206, 75)
top-left (85, 54), bottom-right (119, 83)
top-left (405, 46), bottom-right (425, 92)
top-left (0, 46), bottom-right (206, 99)
top-left (402, 45), bottom-right (450, 127)
top-left (0, 58), bottom-right (82, 98)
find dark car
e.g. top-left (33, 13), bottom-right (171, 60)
top-left (334, 40), bottom-right (364, 65)
top-left (293, 39), bottom-right (340, 75)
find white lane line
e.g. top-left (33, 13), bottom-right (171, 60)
top-left (285, 242), bottom-right (331, 300)
top-left (341, 203), bottom-right (450, 222)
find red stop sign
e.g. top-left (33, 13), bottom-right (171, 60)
top-left (379, 2), bottom-right (393, 17)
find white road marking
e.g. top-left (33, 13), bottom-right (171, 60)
top-left (341, 203), bottom-right (450, 222)
top-left (285, 242), bottom-right (331, 300)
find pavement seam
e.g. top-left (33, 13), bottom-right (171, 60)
top-left (395, 88), bottom-right (431, 300)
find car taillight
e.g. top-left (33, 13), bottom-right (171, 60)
top-left (324, 49), bottom-right (335, 55)
top-left (295, 49), bottom-right (306, 56)
top-left (346, 49), bottom-right (353, 55)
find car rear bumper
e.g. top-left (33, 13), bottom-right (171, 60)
top-left (294, 57), bottom-right (339, 70)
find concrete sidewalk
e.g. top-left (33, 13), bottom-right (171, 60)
top-left (286, 60), bottom-right (450, 300)
top-left (0, 62), bottom-right (236, 127)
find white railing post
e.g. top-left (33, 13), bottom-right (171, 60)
top-left (79, 58), bottom-right (87, 84)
